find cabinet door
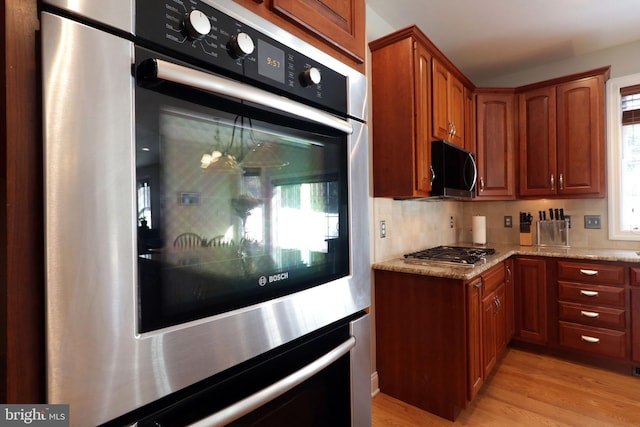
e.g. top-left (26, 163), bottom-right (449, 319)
top-left (556, 76), bottom-right (605, 196)
top-left (464, 87), bottom-right (475, 153)
top-left (270, 0), bottom-right (365, 63)
top-left (432, 59), bottom-right (450, 141)
top-left (495, 283), bottom-right (507, 356)
top-left (432, 59), bottom-right (464, 147)
top-left (514, 257), bottom-right (548, 343)
top-left (632, 268), bottom-right (640, 363)
top-left (448, 75), bottom-right (465, 147)
top-left (467, 279), bottom-right (483, 401)
top-left (482, 290), bottom-right (497, 377)
top-left (518, 86), bottom-right (557, 197)
top-left (475, 92), bottom-right (515, 199)
top-left (415, 41), bottom-right (433, 193)
top-left (504, 258), bottom-right (515, 340)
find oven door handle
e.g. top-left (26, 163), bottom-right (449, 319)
top-left (186, 336), bottom-right (356, 427)
top-left (138, 58), bottom-right (353, 135)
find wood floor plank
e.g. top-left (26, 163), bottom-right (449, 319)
top-left (372, 348), bottom-right (640, 426)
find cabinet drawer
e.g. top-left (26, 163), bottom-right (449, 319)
top-left (557, 261), bottom-right (625, 285)
top-left (481, 263), bottom-right (505, 296)
top-left (558, 301), bottom-right (625, 329)
top-left (559, 321), bottom-right (627, 359)
top-left (558, 281), bottom-right (625, 307)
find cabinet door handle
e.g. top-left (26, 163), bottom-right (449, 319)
top-left (580, 290), bottom-right (599, 297)
top-left (479, 177), bottom-right (485, 192)
top-left (580, 310), bottom-right (600, 318)
top-left (581, 335), bottom-right (600, 344)
top-left (550, 174), bottom-right (555, 191)
top-left (579, 269), bottom-right (599, 276)
top-left (559, 173), bottom-right (564, 190)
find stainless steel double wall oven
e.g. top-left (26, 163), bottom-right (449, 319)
top-left (41, 0), bottom-right (370, 425)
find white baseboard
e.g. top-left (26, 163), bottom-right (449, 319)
top-left (371, 371), bottom-right (380, 397)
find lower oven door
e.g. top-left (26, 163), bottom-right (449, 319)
top-left (106, 313), bottom-right (371, 427)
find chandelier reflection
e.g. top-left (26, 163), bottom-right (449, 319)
top-left (200, 116), bottom-right (289, 174)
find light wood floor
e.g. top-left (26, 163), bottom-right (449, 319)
top-left (372, 348), bottom-right (640, 426)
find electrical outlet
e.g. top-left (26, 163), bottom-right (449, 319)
top-left (380, 220), bottom-right (386, 238)
top-left (450, 216), bottom-right (454, 229)
top-left (584, 214), bottom-right (601, 229)
top-left (504, 216), bottom-right (512, 228)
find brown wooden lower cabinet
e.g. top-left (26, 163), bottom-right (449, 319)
top-left (629, 267), bottom-right (640, 363)
top-left (513, 257), bottom-right (548, 343)
top-left (375, 269), bottom-right (468, 421)
top-left (375, 262), bottom-right (510, 421)
top-left (375, 258), bottom-right (640, 421)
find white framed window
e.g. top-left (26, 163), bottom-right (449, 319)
top-left (607, 74), bottom-right (640, 240)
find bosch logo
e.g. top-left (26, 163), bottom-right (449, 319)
top-left (258, 272), bottom-right (289, 287)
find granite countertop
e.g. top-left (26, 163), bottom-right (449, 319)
top-left (371, 243), bottom-right (640, 281)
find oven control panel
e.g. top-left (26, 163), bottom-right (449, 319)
top-left (136, 0), bottom-right (347, 116)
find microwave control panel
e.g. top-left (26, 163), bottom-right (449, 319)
top-left (136, 0), bottom-right (347, 115)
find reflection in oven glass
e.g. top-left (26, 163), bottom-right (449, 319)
top-left (136, 106), bottom-right (348, 332)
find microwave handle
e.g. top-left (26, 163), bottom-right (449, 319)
top-left (186, 336), bottom-right (356, 427)
top-left (137, 58), bottom-right (353, 135)
top-left (468, 152), bottom-right (478, 191)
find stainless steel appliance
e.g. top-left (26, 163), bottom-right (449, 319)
top-left (41, 1), bottom-right (370, 425)
top-left (404, 245), bottom-right (496, 267)
top-left (430, 140), bottom-right (478, 199)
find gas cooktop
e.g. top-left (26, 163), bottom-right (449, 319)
top-left (403, 245), bottom-right (496, 268)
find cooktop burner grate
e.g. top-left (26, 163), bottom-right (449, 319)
top-left (403, 245), bottom-right (496, 266)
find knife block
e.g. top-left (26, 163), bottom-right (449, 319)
top-left (519, 231), bottom-right (533, 246)
top-left (536, 220), bottom-right (570, 247)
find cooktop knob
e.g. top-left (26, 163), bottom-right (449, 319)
top-left (302, 67), bottom-right (322, 87)
top-left (182, 10), bottom-right (211, 40)
top-left (228, 32), bottom-right (255, 58)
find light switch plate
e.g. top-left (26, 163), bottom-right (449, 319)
top-left (584, 215), bottom-right (601, 229)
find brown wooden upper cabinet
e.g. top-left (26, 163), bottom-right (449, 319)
top-left (370, 27), bottom-right (433, 198)
top-left (233, 0), bottom-right (365, 71)
top-left (518, 68), bottom-right (610, 198)
top-left (433, 59), bottom-right (466, 147)
top-left (475, 90), bottom-right (515, 199)
top-left (370, 26), bottom-right (474, 198)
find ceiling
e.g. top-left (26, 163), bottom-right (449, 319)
top-left (366, 0), bottom-right (640, 84)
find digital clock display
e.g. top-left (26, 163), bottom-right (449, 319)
top-left (257, 39), bottom-right (285, 83)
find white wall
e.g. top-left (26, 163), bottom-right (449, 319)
top-left (477, 39), bottom-right (640, 87)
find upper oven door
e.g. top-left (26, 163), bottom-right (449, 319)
top-left (134, 47), bottom-right (353, 332)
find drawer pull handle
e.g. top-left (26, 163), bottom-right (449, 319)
top-left (579, 269), bottom-right (599, 276)
top-left (580, 310), bottom-right (600, 318)
top-left (581, 335), bottom-right (600, 344)
top-left (580, 290), bottom-right (599, 297)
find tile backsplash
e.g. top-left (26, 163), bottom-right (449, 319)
top-left (372, 197), bottom-right (639, 263)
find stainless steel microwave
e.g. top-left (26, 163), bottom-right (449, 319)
top-left (431, 140), bottom-right (478, 199)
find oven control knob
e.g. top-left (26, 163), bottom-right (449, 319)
top-left (228, 32), bottom-right (255, 58)
top-left (301, 67), bottom-right (322, 87)
top-left (183, 10), bottom-right (211, 40)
